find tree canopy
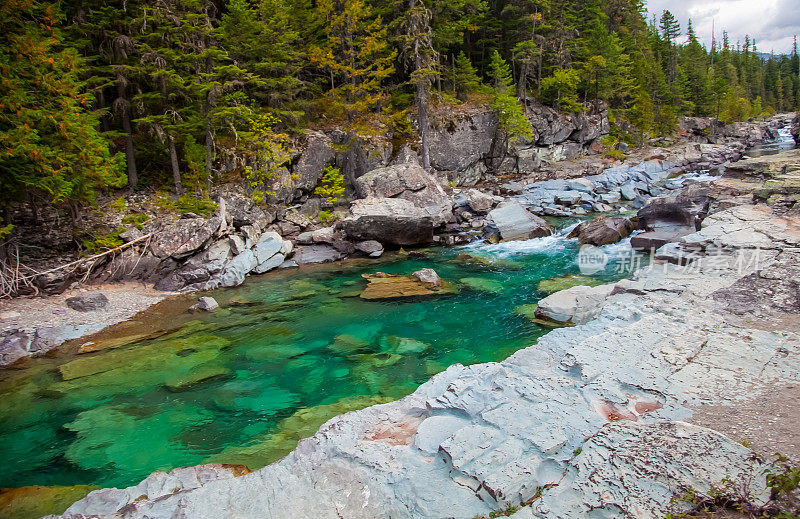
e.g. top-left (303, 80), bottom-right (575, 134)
top-left (2, 0), bottom-right (798, 214)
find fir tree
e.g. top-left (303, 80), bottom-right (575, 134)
top-left (0, 0), bottom-right (125, 218)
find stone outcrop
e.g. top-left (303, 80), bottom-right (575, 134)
top-left (292, 131), bottom-right (336, 192)
top-left (354, 162), bottom-right (452, 225)
top-left (428, 111), bottom-right (497, 174)
top-left (49, 135), bottom-right (800, 519)
top-left (337, 198), bottom-right (439, 246)
top-left (486, 203), bottom-right (551, 241)
top-left (534, 283), bottom-right (615, 324)
top-left (567, 216), bottom-right (634, 246)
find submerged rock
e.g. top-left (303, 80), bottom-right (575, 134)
top-left (459, 277), bottom-right (504, 293)
top-left (190, 297), bottom-right (219, 312)
top-left (537, 274), bottom-right (603, 294)
top-left (0, 484), bottom-right (99, 519)
top-left (360, 271), bottom-right (451, 300)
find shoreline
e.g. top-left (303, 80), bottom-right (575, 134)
top-left (46, 151), bottom-right (800, 518)
top-left (0, 131), bottom-right (780, 369)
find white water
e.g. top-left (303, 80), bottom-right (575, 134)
top-left (460, 222), bottom-right (579, 259)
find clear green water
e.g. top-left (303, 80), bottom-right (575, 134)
top-left (0, 227), bottom-right (643, 490)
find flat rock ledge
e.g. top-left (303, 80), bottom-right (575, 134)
top-left (53, 199), bottom-right (800, 518)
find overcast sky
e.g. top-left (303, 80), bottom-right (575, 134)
top-left (643, 0), bottom-right (799, 55)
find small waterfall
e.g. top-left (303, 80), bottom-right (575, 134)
top-left (746, 124), bottom-right (796, 157)
top-left (460, 222), bottom-right (580, 258)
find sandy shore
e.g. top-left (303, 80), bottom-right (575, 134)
top-left (0, 282), bottom-right (177, 335)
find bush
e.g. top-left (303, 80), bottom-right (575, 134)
top-left (314, 165), bottom-right (345, 207)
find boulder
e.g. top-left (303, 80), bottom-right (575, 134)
top-left (566, 178), bottom-right (594, 193)
top-left (411, 268), bottom-right (442, 287)
top-left (463, 189), bottom-right (495, 215)
top-left (619, 182), bottom-right (637, 201)
top-left (149, 217), bottom-right (221, 259)
top-left (253, 253), bottom-right (286, 274)
top-left (792, 114), bottom-right (800, 144)
top-left (534, 283), bottom-right (615, 324)
top-left (253, 232), bottom-right (284, 264)
top-left (599, 191), bottom-right (621, 204)
top-left (355, 240), bottom-right (384, 257)
top-left (637, 183), bottom-right (710, 230)
top-left (296, 231), bottom-right (314, 245)
top-left (337, 198), bottom-right (439, 246)
top-left (219, 250), bottom-right (258, 288)
top-left (311, 227), bottom-right (335, 244)
top-left (293, 131), bottom-right (335, 192)
top-left (567, 217), bottom-right (634, 246)
top-left (355, 162), bottom-right (452, 225)
top-left (630, 225), bottom-right (696, 252)
top-left (487, 203), bottom-right (551, 241)
top-left (0, 329), bottom-right (32, 366)
top-left (554, 191), bottom-right (583, 205)
top-left (190, 297), bottom-right (219, 312)
top-left (428, 112), bottom-right (496, 172)
top-left (292, 245), bottom-right (345, 264)
top-left (65, 293), bottom-right (109, 312)
top-left (184, 239), bottom-right (232, 275)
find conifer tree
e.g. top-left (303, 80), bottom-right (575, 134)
top-left (0, 0), bottom-right (125, 218)
top-left (309, 0), bottom-right (397, 123)
top-left (399, 0), bottom-right (438, 170)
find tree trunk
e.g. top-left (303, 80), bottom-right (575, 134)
top-left (99, 89), bottom-right (111, 133)
top-left (205, 120), bottom-right (214, 183)
top-left (416, 78), bottom-right (431, 170)
top-left (116, 80), bottom-right (138, 188)
top-left (168, 135), bottom-right (182, 195)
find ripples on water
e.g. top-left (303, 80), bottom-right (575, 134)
top-left (0, 224), bottom-right (645, 490)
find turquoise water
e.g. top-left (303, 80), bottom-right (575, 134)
top-left (0, 226), bottom-right (644, 490)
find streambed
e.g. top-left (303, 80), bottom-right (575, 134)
top-left (0, 224), bottom-right (646, 490)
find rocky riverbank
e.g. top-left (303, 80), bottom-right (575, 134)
top-left (45, 142), bottom-right (800, 517)
top-left (1, 114), bottom-right (792, 368)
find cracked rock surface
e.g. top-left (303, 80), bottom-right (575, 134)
top-left (52, 183), bottom-right (800, 518)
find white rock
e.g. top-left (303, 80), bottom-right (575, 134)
top-left (190, 297), bottom-right (218, 312)
top-left (535, 284), bottom-right (615, 324)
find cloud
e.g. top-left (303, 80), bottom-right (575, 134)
top-left (643, 0), bottom-right (799, 54)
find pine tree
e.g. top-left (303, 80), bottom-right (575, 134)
top-left (398, 0), bottom-right (438, 170)
top-left (67, 0), bottom-right (141, 187)
top-left (487, 50), bottom-right (532, 145)
top-left (0, 0), bottom-right (125, 218)
top-left (309, 0), bottom-right (397, 124)
top-left (450, 51), bottom-right (482, 100)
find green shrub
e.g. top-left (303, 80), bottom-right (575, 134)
top-left (314, 165), bottom-right (345, 207)
top-left (121, 213), bottom-right (150, 229)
